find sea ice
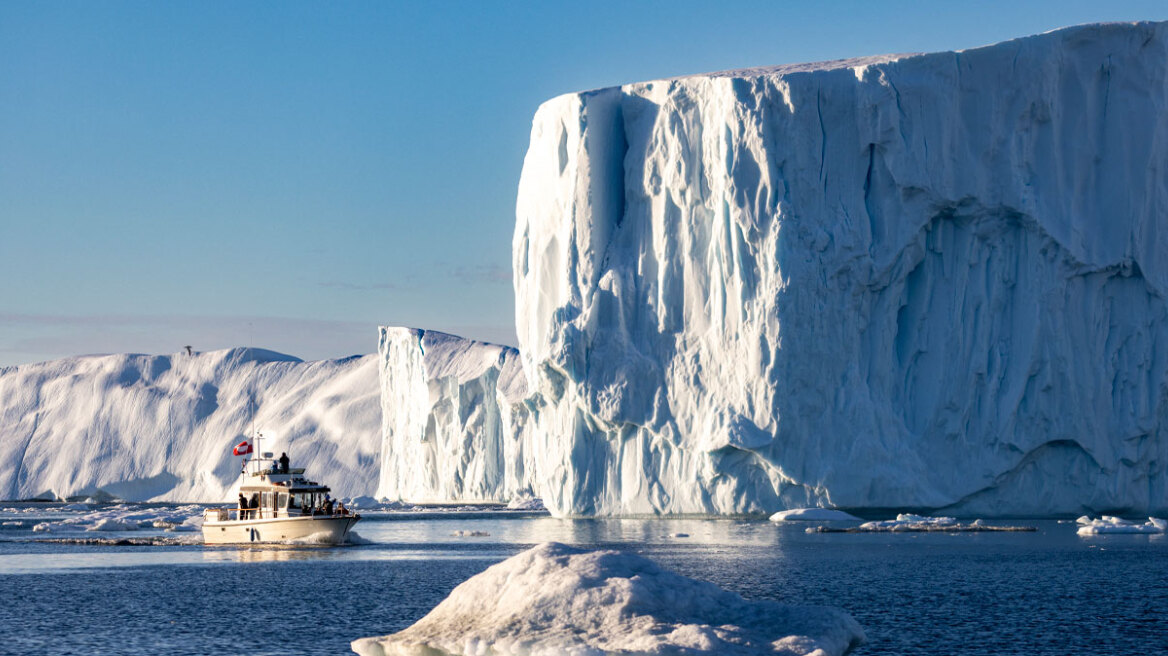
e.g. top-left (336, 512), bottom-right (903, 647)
top-left (351, 542), bottom-right (864, 656)
top-left (770, 509), bottom-right (862, 522)
top-left (1076, 516), bottom-right (1168, 535)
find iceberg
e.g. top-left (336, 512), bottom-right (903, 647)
top-left (0, 348), bottom-right (382, 502)
top-left (351, 542), bottom-right (864, 656)
top-left (511, 21), bottom-right (1168, 516)
top-left (375, 327), bottom-right (534, 504)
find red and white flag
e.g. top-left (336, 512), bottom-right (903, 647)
top-left (232, 441), bottom-right (253, 456)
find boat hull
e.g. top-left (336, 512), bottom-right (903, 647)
top-left (202, 515), bottom-right (360, 545)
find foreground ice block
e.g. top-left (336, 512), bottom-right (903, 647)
top-left (513, 21), bottom-right (1168, 515)
top-left (0, 348), bottom-right (381, 501)
top-left (351, 542), bottom-right (864, 656)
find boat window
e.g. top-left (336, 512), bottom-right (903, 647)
top-left (278, 493), bottom-right (289, 509)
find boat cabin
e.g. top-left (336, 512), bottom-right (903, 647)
top-left (210, 451), bottom-right (349, 522)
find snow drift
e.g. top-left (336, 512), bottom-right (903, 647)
top-left (351, 542), bottom-right (864, 656)
top-left (0, 348), bottom-right (381, 501)
top-left (511, 21), bottom-right (1168, 515)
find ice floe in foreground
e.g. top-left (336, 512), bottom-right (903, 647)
top-left (351, 542), bottom-right (864, 656)
top-left (1076, 516), bottom-right (1168, 535)
top-left (769, 508), bottom-right (861, 522)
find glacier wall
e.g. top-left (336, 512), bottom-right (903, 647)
top-left (0, 349), bottom-right (382, 502)
top-left (376, 327), bottom-right (534, 503)
top-left (512, 21), bottom-right (1168, 515)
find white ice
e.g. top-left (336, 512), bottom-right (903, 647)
top-left (770, 509), bottom-right (861, 522)
top-left (1076, 515), bottom-right (1168, 535)
top-left (506, 20), bottom-right (1168, 516)
top-left (0, 348), bottom-right (382, 503)
top-left (351, 542), bottom-right (864, 656)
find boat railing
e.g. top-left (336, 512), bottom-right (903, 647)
top-left (204, 507), bottom-right (357, 522)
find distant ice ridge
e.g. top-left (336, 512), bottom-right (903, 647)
top-left (512, 21), bottom-right (1168, 515)
top-left (0, 348), bottom-right (382, 502)
top-left (351, 542), bottom-right (864, 656)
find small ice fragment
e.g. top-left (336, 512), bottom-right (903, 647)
top-left (769, 508), bottom-right (862, 522)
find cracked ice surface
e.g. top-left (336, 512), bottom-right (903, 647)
top-left (512, 22), bottom-right (1168, 515)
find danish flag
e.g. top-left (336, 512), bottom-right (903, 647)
top-left (232, 441), bottom-right (253, 456)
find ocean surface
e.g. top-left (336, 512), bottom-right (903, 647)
top-left (0, 504), bottom-right (1166, 655)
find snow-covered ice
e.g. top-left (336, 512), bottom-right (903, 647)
top-left (351, 542), bottom-right (864, 656)
top-left (508, 21), bottom-right (1168, 516)
top-left (1076, 516), bottom-right (1168, 535)
top-left (0, 348), bottom-right (382, 502)
top-left (770, 509), bottom-right (861, 522)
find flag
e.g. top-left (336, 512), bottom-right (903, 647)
top-left (233, 441), bottom-right (253, 456)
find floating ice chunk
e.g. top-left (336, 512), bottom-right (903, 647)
top-left (858, 514), bottom-right (957, 531)
top-left (807, 514), bottom-right (1034, 533)
top-left (351, 542), bottom-right (864, 656)
top-left (1076, 516), bottom-right (1168, 535)
top-left (2, 521), bottom-right (23, 527)
top-left (506, 493), bottom-right (546, 511)
top-left (86, 518), bottom-right (139, 532)
top-left (450, 530), bottom-right (490, 537)
top-left (32, 523), bottom-right (51, 532)
top-left (770, 508), bottom-right (862, 522)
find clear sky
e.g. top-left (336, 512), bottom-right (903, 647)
top-left (2, 1), bottom-right (1165, 366)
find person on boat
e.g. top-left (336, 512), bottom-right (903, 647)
top-left (336, 501), bottom-right (348, 516)
top-left (238, 493), bottom-right (247, 518)
top-left (278, 452), bottom-right (290, 473)
top-left (323, 496), bottom-right (334, 516)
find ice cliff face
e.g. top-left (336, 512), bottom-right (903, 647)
top-left (376, 327), bottom-right (533, 503)
top-left (0, 349), bottom-right (381, 501)
top-left (513, 21), bottom-right (1168, 515)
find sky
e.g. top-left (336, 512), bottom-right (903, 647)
top-left (2, 1), bottom-right (1166, 366)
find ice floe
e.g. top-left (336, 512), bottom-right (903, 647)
top-left (770, 509), bottom-right (861, 522)
top-left (351, 542), bottom-right (864, 656)
top-left (809, 514), bottom-right (1035, 533)
top-left (1076, 516), bottom-right (1168, 535)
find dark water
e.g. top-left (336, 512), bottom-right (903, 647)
top-left (1, 508), bottom-right (1166, 655)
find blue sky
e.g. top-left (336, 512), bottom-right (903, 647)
top-left (2, 1), bottom-right (1165, 366)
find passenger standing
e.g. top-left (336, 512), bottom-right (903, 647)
top-left (278, 452), bottom-right (289, 473)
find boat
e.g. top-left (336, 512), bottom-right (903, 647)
top-left (202, 434), bottom-right (360, 545)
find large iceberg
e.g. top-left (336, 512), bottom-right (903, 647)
top-left (375, 327), bottom-right (534, 503)
top-left (351, 542), bottom-right (864, 656)
top-left (0, 348), bottom-right (381, 501)
top-left (511, 21), bottom-right (1168, 516)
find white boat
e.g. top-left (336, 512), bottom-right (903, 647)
top-left (203, 437), bottom-right (360, 545)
